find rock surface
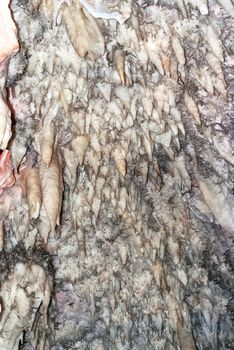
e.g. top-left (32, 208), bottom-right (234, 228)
top-left (0, 0), bottom-right (234, 349)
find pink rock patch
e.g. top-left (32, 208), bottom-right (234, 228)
top-left (0, 0), bottom-right (19, 71)
top-left (0, 150), bottom-right (15, 194)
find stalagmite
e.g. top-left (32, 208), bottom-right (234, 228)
top-left (196, 175), bottom-right (234, 234)
top-left (113, 49), bottom-right (126, 85)
top-left (62, 1), bottom-right (105, 60)
top-left (202, 24), bottom-right (224, 62)
top-left (113, 145), bottom-right (127, 177)
top-left (184, 91), bottom-right (201, 125)
top-left (25, 167), bottom-right (42, 219)
top-left (40, 151), bottom-right (63, 233)
top-left (39, 106), bottom-right (58, 167)
top-left (172, 36), bottom-right (186, 65)
top-left (71, 134), bottom-right (90, 165)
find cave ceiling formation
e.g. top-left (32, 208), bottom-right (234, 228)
top-left (0, 0), bottom-right (234, 349)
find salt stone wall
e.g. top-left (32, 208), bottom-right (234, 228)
top-left (0, 0), bottom-right (234, 349)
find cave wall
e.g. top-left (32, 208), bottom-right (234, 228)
top-left (0, 0), bottom-right (234, 349)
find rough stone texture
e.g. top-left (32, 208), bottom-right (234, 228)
top-left (0, 0), bottom-right (234, 349)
